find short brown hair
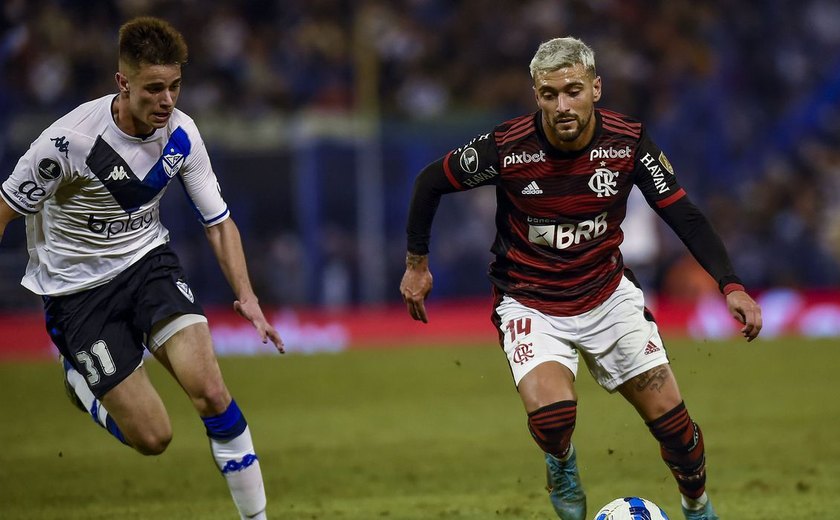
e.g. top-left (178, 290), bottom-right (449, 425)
top-left (119, 17), bottom-right (188, 71)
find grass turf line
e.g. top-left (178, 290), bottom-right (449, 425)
top-left (0, 338), bottom-right (837, 519)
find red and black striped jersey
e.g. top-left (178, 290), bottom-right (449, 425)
top-left (437, 109), bottom-right (686, 316)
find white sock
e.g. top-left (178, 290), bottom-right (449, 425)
top-left (547, 442), bottom-right (575, 462)
top-left (210, 425), bottom-right (267, 519)
top-left (561, 442), bottom-right (575, 461)
top-left (681, 492), bottom-right (709, 511)
top-left (66, 363), bottom-right (110, 427)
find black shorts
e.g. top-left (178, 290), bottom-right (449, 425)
top-left (45, 244), bottom-right (205, 398)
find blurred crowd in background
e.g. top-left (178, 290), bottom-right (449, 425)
top-left (1, 0), bottom-right (839, 310)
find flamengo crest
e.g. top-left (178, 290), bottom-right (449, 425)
top-left (588, 164), bottom-right (619, 197)
top-left (512, 343), bottom-right (535, 365)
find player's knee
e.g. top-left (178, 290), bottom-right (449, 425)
top-left (129, 424), bottom-right (173, 455)
top-left (191, 381), bottom-right (231, 417)
top-left (137, 438), bottom-right (171, 456)
top-left (527, 400), bottom-right (577, 458)
top-left (125, 420), bottom-right (172, 455)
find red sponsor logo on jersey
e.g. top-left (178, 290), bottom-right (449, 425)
top-left (644, 341), bottom-right (661, 355)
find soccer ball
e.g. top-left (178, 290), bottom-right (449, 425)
top-left (593, 496), bottom-right (670, 519)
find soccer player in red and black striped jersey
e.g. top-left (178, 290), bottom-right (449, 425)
top-left (400, 37), bottom-right (762, 520)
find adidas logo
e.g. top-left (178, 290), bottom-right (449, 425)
top-left (644, 341), bottom-right (661, 355)
top-left (521, 181), bottom-right (543, 195)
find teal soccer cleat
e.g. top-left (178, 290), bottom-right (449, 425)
top-left (544, 445), bottom-right (586, 520)
top-left (681, 499), bottom-right (719, 520)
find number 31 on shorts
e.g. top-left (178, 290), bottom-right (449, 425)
top-left (75, 340), bottom-right (117, 385)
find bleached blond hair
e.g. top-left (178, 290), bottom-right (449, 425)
top-left (529, 37), bottom-right (596, 79)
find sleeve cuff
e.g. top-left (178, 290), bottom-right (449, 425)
top-left (722, 282), bottom-right (746, 296)
top-left (717, 274), bottom-right (743, 294)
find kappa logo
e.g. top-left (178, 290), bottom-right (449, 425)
top-left (50, 136), bottom-right (70, 158)
top-left (588, 165), bottom-right (619, 197)
top-left (176, 279), bottom-right (195, 303)
top-left (163, 149), bottom-right (185, 177)
top-left (644, 341), bottom-right (661, 355)
top-left (105, 165), bottom-right (129, 181)
top-left (521, 181), bottom-right (543, 195)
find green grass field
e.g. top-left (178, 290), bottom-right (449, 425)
top-left (1, 337), bottom-right (838, 519)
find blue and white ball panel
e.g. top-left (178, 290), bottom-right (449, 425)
top-left (594, 496), bottom-right (670, 520)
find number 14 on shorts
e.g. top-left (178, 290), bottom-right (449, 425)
top-left (506, 318), bottom-right (532, 342)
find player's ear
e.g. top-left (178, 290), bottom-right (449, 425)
top-left (115, 72), bottom-right (129, 94)
top-left (592, 76), bottom-right (602, 103)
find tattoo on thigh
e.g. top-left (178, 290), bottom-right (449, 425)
top-left (632, 365), bottom-right (669, 393)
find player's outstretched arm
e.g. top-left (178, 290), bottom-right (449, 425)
top-left (400, 252), bottom-right (433, 323)
top-left (653, 194), bottom-right (763, 342)
top-left (204, 217), bottom-right (284, 353)
top-left (725, 289), bottom-right (762, 342)
top-left (0, 198), bottom-right (22, 243)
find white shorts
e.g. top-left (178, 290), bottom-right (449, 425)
top-left (495, 275), bottom-right (668, 392)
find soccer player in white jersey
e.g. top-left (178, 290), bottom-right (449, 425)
top-left (0, 17), bottom-right (281, 519)
top-left (400, 37), bottom-right (763, 520)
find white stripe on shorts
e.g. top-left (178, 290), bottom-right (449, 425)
top-left (148, 314), bottom-right (208, 352)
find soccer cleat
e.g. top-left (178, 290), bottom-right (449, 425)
top-left (544, 445), bottom-right (586, 520)
top-left (681, 499), bottom-right (719, 520)
top-left (60, 355), bottom-right (86, 413)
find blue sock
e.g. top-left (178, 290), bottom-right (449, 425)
top-left (202, 398), bottom-right (248, 440)
top-left (105, 415), bottom-right (127, 444)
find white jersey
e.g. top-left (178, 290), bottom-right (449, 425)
top-left (1, 94), bottom-right (229, 296)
